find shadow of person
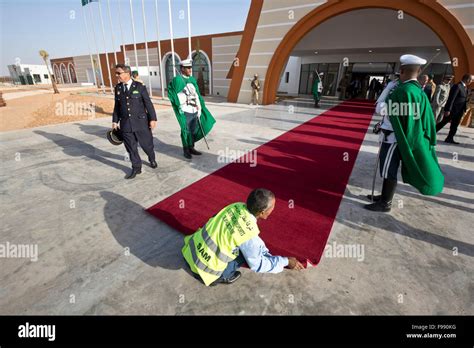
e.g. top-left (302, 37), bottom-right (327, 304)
top-left (75, 123), bottom-right (217, 167)
top-left (101, 191), bottom-right (186, 271)
top-left (75, 123), bottom-right (111, 139)
top-left (35, 130), bottom-right (130, 173)
top-left (94, 105), bottom-right (112, 116)
top-left (341, 190), bottom-right (474, 257)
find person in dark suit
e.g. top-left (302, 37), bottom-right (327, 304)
top-left (112, 64), bottom-right (157, 179)
top-left (436, 73), bottom-right (473, 144)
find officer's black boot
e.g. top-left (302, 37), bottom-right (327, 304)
top-left (364, 179), bottom-right (397, 212)
top-left (366, 194), bottom-right (381, 202)
top-left (183, 147), bottom-right (192, 159)
top-left (125, 167), bottom-right (142, 179)
top-left (189, 146), bottom-right (202, 155)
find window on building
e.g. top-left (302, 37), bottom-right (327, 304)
top-left (154, 71), bottom-right (157, 76)
top-left (150, 72), bottom-right (153, 76)
top-left (44, 74), bottom-right (49, 79)
top-left (285, 72), bottom-right (290, 83)
top-left (33, 74), bottom-right (41, 83)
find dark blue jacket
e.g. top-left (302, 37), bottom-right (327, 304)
top-left (112, 81), bottom-right (157, 132)
top-left (445, 82), bottom-right (469, 117)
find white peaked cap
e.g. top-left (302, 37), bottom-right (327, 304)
top-left (400, 54), bottom-right (427, 66)
top-left (180, 59), bottom-right (193, 67)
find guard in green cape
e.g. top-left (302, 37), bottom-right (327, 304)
top-left (167, 59), bottom-right (216, 159)
top-left (312, 71), bottom-right (323, 108)
top-left (365, 54), bottom-right (444, 213)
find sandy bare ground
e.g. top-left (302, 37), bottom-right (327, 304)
top-left (0, 89), bottom-right (169, 132)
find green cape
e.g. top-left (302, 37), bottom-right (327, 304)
top-left (388, 80), bottom-right (444, 195)
top-left (312, 78), bottom-right (321, 102)
top-left (167, 75), bottom-right (216, 147)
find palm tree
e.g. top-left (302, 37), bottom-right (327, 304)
top-left (39, 50), bottom-right (59, 94)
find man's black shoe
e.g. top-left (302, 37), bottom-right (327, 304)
top-left (149, 160), bottom-right (158, 168)
top-left (364, 201), bottom-right (392, 212)
top-left (366, 194), bottom-right (382, 202)
top-left (189, 147), bottom-right (202, 155)
top-left (445, 138), bottom-right (460, 144)
top-left (125, 168), bottom-right (141, 179)
top-left (211, 271), bottom-right (242, 285)
top-left (183, 147), bottom-right (192, 159)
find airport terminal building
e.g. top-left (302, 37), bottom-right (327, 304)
top-left (51, 0), bottom-right (474, 104)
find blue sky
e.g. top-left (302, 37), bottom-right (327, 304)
top-left (0, 0), bottom-right (250, 75)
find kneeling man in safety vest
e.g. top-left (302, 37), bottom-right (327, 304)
top-left (182, 188), bottom-right (304, 286)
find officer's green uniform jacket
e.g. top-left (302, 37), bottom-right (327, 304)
top-left (167, 74), bottom-right (216, 148)
top-left (388, 79), bottom-right (444, 195)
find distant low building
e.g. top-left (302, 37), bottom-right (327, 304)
top-left (7, 64), bottom-right (52, 85)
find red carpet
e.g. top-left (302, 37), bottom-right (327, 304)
top-left (147, 99), bottom-right (375, 266)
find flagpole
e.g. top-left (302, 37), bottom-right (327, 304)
top-left (81, 4), bottom-right (98, 91)
top-left (88, 3), bottom-right (106, 93)
top-left (141, 0), bottom-right (152, 96)
top-left (129, 0), bottom-right (140, 70)
top-left (187, 0), bottom-right (192, 60)
top-left (168, 0), bottom-right (176, 77)
top-left (106, 0), bottom-right (118, 66)
top-left (97, 0), bottom-right (114, 93)
top-left (154, 0), bottom-right (165, 99)
top-left (117, 0), bottom-right (127, 64)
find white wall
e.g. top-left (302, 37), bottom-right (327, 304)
top-left (7, 64), bottom-right (52, 84)
top-left (277, 56), bottom-right (301, 95)
top-left (73, 55), bottom-right (93, 84)
top-left (293, 9), bottom-right (443, 53)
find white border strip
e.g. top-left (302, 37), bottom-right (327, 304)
top-left (214, 85), bottom-right (229, 89)
top-left (250, 52), bottom-right (274, 55)
top-left (445, 3), bottom-right (474, 9)
top-left (213, 53), bottom-right (236, 56)
top-left (254, 37), bottom-right (283, 42)
top-left (261, 2), bottom-right (323, 14)
top-left (257, 22), bottom-right (296, 29)
top-left (213, 44), bottom-right (240, 48)
top-left (464, 24), bottom-right (474, 29)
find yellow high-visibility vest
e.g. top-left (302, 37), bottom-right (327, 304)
top-left (182, 202), bottom-right (259, 286)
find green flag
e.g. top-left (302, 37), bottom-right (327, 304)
top-left (81, 0), bottom-right (98, 6)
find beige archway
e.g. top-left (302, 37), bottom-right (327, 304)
top-left (262, 0), bottom-right (474, 104)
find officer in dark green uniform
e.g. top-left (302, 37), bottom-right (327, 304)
top-left (112, 64), bottom-right (157, 179)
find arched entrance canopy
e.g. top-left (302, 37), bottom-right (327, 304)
top-left (262, 0), bottom-right (474, 104)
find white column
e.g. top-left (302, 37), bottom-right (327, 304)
top-left (154, 0), bottom-right (165, 98)
top-left (129, 0), bottom-right (140, 70)
top-left (187, 0), bottom-right (192, 60)
top-left (141, 0), bottom-right (153, 96)
top-left (81, 5), bottom-right (97, 87)
top-left (106, 0), bottom-right (118, 66)
top-left (117, 0), bottom-right (127, 64)
top-left (168, 0), bottom-right (176, 77)
top-left (98, 0), bottom-right (114, 93)
top-left (88, 3), bottom-right (105, 92)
